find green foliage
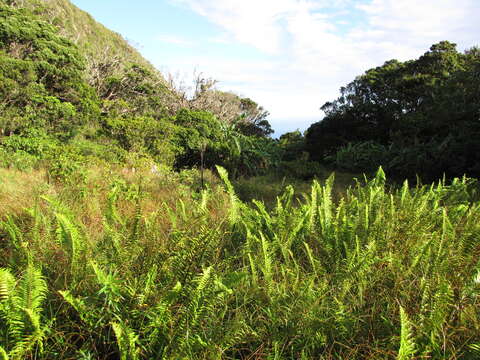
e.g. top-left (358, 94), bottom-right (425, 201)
top-left (0, 3), bottom-right (99, 137)
top-left (111, 321), bottom-right (140, 360)
top-left (326, 141), bottom-right (390, 174)
top-left (398, 307), bottom-right (416, 360)
top-left (278, 129), bottom-right (305, 161)
top-left (278, 158), bottom-right (325, 180)
top-left (172, 109), bottom-right (280, 177)
top-left (306, 41), bottom-right (480, 181)
top-left (1, 4), bottom-right (480, 358)
top-left (236, 97), bottom-right (273, 137)
top-left (0, 2), bottom-right (281, 177)
top-left (46, 149), bottom-right (86, 184)
top-left (0, 265), bottom-right (48, 359)
top-left (1, 164), bottom-right (479, 358)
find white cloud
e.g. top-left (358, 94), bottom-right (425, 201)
top-left (171, 0), bottom-right (321, 54)
top-left (166, 0), bottom-right (480, 134)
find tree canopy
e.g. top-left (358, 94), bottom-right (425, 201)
top-left (306, 41), bottom-right (480, 181)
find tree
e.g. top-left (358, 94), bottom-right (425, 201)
top-left (236, 97), bottom-right (273, 137)
top-left (0, 4), bottom-right (99, 137)
top-left (168, 73), bottom-right (273, 137)
top-left (305, 41), bottom-right (480, 181)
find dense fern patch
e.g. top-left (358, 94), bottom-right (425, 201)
top-left (0, 166), bottom-right (479, 359)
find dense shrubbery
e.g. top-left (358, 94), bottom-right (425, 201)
top-left (306, 41), bottom-right (480, 182)
top-left (0, 4), bottom-right (99, 137)
top-left (0, 3), bottom-right (279, 179)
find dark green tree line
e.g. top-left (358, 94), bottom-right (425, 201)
top-left (306, 41), bottom-right (480, 181)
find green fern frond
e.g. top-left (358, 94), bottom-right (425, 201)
top-left (398, 306), bottom-right (416, 360)
top-left (194, 266), bottom-right (213, 299)
top-left (55, 212), bottom-right (84, 272)
top-left (428, 281), bottom-right (453, 350)
top-left (15, 265), bottom-right (47, 319)
top-left (469, 343), bottom-right (480, 354)
top-left (59, 290), bottom-right (93, 326)
top-left (216, 165), bottom-right (239, 223)
top-left (0, 269), bottom-right (15, 302)
top-left (186, 266), bottom-right (214, 329)
top-left (129, 199), bottom-right (143, 244)
top-left (105, 185), bottom-right (125, 226)
top-left (0, 216), bottom-right (23, 250)
top-left (0, 346), bottom-right (8, 360)
top-left (374, 166), bottom-right (386, 186)
top-left (317, 174), bottom-right (334, 235)
top-left (1, 265), bottom-right (48, 359)
top-left (199, 190), bottom-right (209, 213)
top-left (308, 181), bottom-right (319, 231)
top-left (260, 233), bottom-right (273, 294)
top-left (112, 321), bottom-right (140, 360)
top-left (9, 308), bottom-right (46, 358)
top-left (138, 264), bottom-right (158, 305)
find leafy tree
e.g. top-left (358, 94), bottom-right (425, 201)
top-left (306, 41), bottom-right (480, 181)
top-left (0, 4), bottom-right (99, 137)
top-left (278, 130), bottom-right (305, 161)
top-left (236, 97), bottom-right (273, 137)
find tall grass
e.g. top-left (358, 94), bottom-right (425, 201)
top-left (0, 166), bottom-right (479, 359)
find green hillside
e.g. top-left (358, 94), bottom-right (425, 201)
top-left (7, 0), bottom-right (165, 85)
top-left (0, 0), bottom-right (278, 175)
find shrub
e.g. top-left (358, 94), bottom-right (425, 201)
top-left (47, 150), bottom-right (86, 185)
top-left (326, 141), bottom-right (390, 173)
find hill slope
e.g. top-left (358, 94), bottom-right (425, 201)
top-left (6, 0), bottom-right (165, 86)
top-left (0, 0), bottom-right (278, 176)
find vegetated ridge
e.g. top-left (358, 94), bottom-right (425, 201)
top-left (8, 0), bottom-right (165, 83)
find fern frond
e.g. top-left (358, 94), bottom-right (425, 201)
top-left (105, 185), bottom-right (125, 226)
top-left (59, 290), bottom-right (93, 326)
top-left (428, 281), bottom-right (453, 350)
top-left (15, 265), bottom-right (47, 314)
top-left (112, 321), bottom-right (139, 360)
top-left (199, 190), bottom-right (209, 214)
top-left (2, 265), bottom-right (48, 359)
top-left (0, 346), bottom-right (8, 360)
top-left (398, 306), bottom-right (416, 360)
top-left (9, 308), bottom-right (46, 358)
top-left (320, 175), bottom-right (334, 229)
top-left (129, 199), bottom-right (143, 244)
top-left (187, 266), bottom-right (214, 329)
top-left (0, 216), bottom-right (23, 250)
top-left (260, 233), bottom-right (273, 294)
top-left (195, 266), bottom-right (213, 299)
top-left (469, 343), bottom-right (480, 354)
top-left (216, 165), bottom-right (239, 223)
top-left (0, 269), bottom-right (15, 302)
top-left (55, 212), bottom-right (84, 272)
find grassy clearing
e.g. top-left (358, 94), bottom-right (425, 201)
top-left (233, 168), bottom-right (359, 207)
top-left (0, 166), bottom-right (479, 359)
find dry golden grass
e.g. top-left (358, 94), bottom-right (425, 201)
top-left (0, 165), bottom-right (229, 246)
top-left (0, 168), bottom-right (52, 217)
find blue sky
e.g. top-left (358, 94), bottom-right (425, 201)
top-left (71, 0), bottom-right (480, 136)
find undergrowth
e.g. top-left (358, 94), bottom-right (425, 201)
top-left (0, 166), bottom-right (479, 359)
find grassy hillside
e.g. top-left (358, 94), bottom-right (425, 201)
top-left (7, 0), bottom-right (166, 85)
top-left (0, 1), bottom-right (279, 177)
